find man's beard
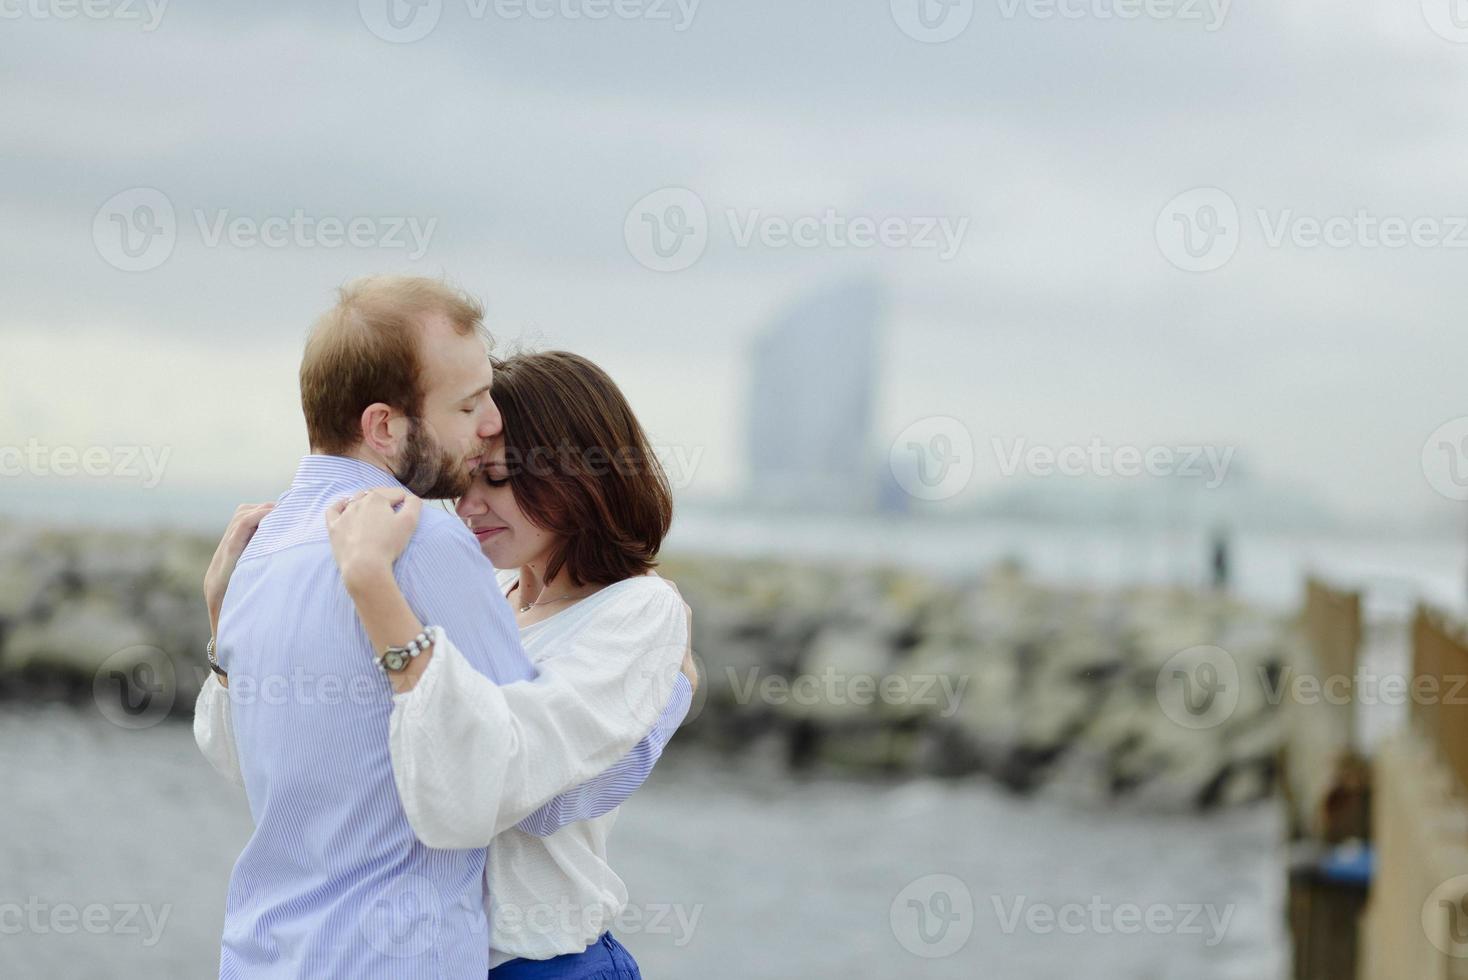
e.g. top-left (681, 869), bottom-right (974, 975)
top-left (395, 419), bottom-right (473, 499)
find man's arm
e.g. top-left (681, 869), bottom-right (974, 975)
top-left (515, 673), bottom-right (691, 836)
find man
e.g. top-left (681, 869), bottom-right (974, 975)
top-left (209, 276), bottom-right (690, 978)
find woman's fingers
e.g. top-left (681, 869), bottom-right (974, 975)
top-left (374, 487), bottom-right (408, 505)
top-left (395, 492), bottom-right (422, 525)
top-left (324, 496), bottom-right (351, 529)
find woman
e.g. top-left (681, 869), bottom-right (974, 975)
top-left (196, 350), bottom-right (696, 979)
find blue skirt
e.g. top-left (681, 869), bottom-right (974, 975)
top-left (488, 933), bottom-right (641, 980)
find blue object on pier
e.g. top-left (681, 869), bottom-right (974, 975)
top-left (1319, 842), bottom-right (1373, 886)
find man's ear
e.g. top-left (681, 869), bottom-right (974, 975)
top-left (359, 403), bottom-right (408, 458)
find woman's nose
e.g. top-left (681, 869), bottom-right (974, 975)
top-left (456, 494), bottom-right (488, 518)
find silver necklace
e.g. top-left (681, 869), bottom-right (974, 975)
top-left (516, 583), bottom-right (577, 614)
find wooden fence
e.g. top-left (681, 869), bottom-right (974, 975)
top-left (1358, 603), bottom-right (1468, 979)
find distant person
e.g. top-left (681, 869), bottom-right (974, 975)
top-left (193, 277), bottom-right (694, 979)
top-left (1210, 525), bottom-right (1231, 592)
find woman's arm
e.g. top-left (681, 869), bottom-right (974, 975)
top-left (386, 590), bottom-right (690, 846)
top-left (343, 564), bottom-right (693, 838)
top-left (193, 677), bottom-right (245, 787)
top-left (192, 502), bottom-right (274, 781)
top-left (203, 502), bottom-right (276, 689)
top-left (326, 491), bottom-right (436, 691)
top-left (327, 489), bottom-right (696, 846)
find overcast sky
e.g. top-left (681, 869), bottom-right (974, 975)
top-left (4, 0), bottom-right (1467, 531)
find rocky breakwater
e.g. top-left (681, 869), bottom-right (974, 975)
top-left (0, 522), bottom-right (215, 721)
top-left (0, 520), bottom-right (1296, 809)
top-left (659, 556), bottom-right (1292, 810)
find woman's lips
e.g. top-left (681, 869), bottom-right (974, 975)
top-left (472, 526), bottom-right (507, 540)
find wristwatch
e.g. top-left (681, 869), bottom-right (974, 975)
top-left (376, 628), bottom-right (434, 673)
top-left (206, 637), bottom-right (227, 679)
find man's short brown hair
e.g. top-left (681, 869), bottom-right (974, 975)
top-left (491, 351), bottom-right (673, 586)
top-left (300, 275), bottom-right (487, 455)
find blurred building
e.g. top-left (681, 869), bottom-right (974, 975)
top-left (745, 278), bottom-right (883, 512)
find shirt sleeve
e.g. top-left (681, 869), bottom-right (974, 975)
top-left (192, 675), bottom-right (245, 787)
top-left (514, 672), bottom-right (691, 837)
top-left (388, 579), bottom-right (690, 849)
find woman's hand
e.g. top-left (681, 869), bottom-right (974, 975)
top-left (324, 487), bottom-right (423, 593)
top-left (204, 502), bottom-right (275, 636)
top-left (325, 488), bottom-right (430, 694)
top-left (678, 604), bottom-right (698, 695)
top-left (661, 578), bottom-right (698, 696)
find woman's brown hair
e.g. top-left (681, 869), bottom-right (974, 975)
top-left (490, 350), bottom-right (673, 587)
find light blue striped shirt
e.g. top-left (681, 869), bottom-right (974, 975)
top-left (215, 455), bottom-right (688, 979)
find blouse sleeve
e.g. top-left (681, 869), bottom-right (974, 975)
top-left (192, 675), bottom-right (245, 788)
top-left (388, 581), bottom-right (690, 848)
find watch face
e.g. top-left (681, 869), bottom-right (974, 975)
top-left (384, 650), bottom-right (408, 672)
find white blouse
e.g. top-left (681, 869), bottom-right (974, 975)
top-left (193, 572), bottom-right (691, 965)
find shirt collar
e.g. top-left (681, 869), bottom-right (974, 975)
top-left (291, 454), bottom-right (404, 493)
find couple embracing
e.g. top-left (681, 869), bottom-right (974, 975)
top-left (193, 274), bottom-right (697, 979)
